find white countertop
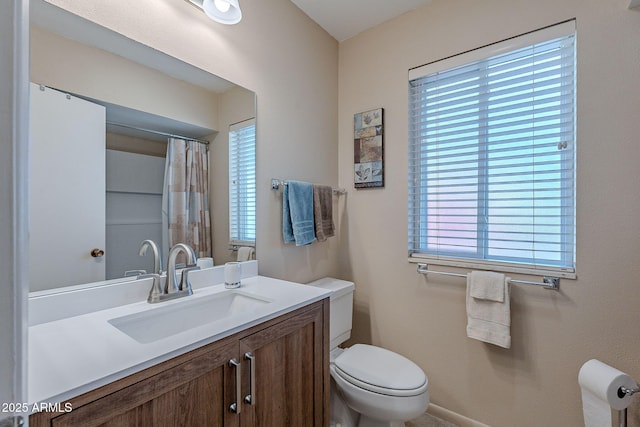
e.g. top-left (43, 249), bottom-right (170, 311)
top-left (28, 268), bottom-right (331, 406)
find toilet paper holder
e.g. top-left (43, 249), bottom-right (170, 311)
top-left (619, 385), bottom-right (640, 398)
top-left (618, 384), bottom-right (639, 427)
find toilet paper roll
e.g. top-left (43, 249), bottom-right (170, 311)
top-left (578, 359), bottom-right (636, 427)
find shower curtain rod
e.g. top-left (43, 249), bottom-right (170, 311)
top-left (106, 121), bottom-right (210, 145)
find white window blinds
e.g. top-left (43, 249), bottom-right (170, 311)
top-left (408, 21), bottom-right (576, 276)
top-left (229, 118), bottom-right (256, 245)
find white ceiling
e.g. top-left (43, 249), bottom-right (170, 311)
top-left (290, 0), bottom-right (432, 42)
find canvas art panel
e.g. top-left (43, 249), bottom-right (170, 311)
top-left (354, 108), bottom-right (384, 188)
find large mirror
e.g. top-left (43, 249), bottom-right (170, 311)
top-left (29, 0), bottom-right (256, 292)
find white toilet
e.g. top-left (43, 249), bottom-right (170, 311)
top-left (308, 278), bottom-right (429, 427)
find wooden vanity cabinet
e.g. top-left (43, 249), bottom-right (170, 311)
top-left (29, 299), bottom-right (329, 427)
top-left (239, 300), bottom-right (326, 426)
top-left (38, 340), bottom-right (239, 427)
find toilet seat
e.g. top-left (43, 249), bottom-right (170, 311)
top-left (333, 344), bottom-right (428, 397)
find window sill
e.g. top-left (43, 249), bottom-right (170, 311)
top-left (229, 241), bottom-right (255, 250)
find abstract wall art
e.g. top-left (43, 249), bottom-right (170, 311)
top-left (353, 108), bottom-right (384, 188)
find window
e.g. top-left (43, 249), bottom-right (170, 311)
top-left (408, 21), bottom-right (576, 277)
top-left (229, 118), bottom-right (256, 245)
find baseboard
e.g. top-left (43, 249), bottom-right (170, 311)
top-left (427, 403), bottom-right (491, 427)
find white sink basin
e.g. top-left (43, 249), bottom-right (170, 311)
top-left (108, 290), bottom-right (272, 344)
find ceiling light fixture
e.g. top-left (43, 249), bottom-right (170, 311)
top-left (187, 0), bottom-right (242, 25)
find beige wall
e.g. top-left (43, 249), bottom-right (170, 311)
top-left (30, 26), bottom-right (220, 131)
top-left (43, 0), bottom-right (340, 282)
top-left (106, 133), bottom-right (166, 157)
top-left (338, 0), bottom-right (640, 426)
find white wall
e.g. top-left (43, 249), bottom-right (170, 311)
top-left (338, 0), bottom-right (640, 426)
top-left (0, 0), bottom-right (28, 421)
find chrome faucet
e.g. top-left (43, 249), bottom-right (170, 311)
top-left (139, 243), bottom-right (199, 304)
top-left (165, 243), bottom-right (198, 295)
top-left (139, 239), bottom-right (162, 275)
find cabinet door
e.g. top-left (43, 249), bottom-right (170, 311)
top-left (45, 341), bottom-right (239, 427)
top-left (239, 304), bottom-right (328, 427)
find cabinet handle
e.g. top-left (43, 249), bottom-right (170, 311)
top-left (244, 352), bottom-right (256, 405)
top-left (229, 358), bottom-right (241, 414)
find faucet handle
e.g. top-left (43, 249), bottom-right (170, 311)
top-left (179, 265), bottom-right (200, 294)
top-left (124, 269), bottom-right (147, 277)
top-left (138, 273), bottom-right (163, 303)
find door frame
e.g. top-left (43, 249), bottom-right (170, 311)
top-left (0, 0), bottom-right (29, 425)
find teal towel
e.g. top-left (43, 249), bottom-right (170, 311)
top-left (282, 184), bottom-right (295, 243)
top-left (282, 180), bottom-right (316, 246)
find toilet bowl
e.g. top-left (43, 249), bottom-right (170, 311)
top-left (331, 345), bottom-right (429, 426)
top-left (308, 278), bottom-right (429, 427)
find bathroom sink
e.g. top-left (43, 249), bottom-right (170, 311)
top-left (108, 290), bottom-right (272, 344)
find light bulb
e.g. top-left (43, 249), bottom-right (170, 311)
top-left (201, 0), bottom-right (242, 25)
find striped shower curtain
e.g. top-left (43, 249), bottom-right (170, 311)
top-left (162, 138), bottom-right (212, 258)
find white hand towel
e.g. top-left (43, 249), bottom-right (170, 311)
top-left (468, 270), bottom-right (505, 302)
top-left (466, 271), bottom-right (511, 348)
top-left (237, 246), bottom-right (254, 262)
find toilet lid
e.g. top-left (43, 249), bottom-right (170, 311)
top-left (334, 344), bottom-right (427, 397)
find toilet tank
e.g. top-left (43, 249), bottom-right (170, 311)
top-left (307, 277), bottom-right (354, 349)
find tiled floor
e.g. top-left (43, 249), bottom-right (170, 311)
top-left (407, 412), bottom-right (459, 427)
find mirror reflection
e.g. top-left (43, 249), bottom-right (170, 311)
top-left (29, 0), bottom-right (256, 292)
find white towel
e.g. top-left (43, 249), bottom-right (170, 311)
top-left (466, 271), bottom-right (511, 348)
top-left (237, 246), bottom-right (255, 261)
top-left (469, 270), bottom-right (505, 302)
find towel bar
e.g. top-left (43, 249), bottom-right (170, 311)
top-left (416, 263), bottom-right (560, 290)
top-left (271, 178), bottom-right (346, 194)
